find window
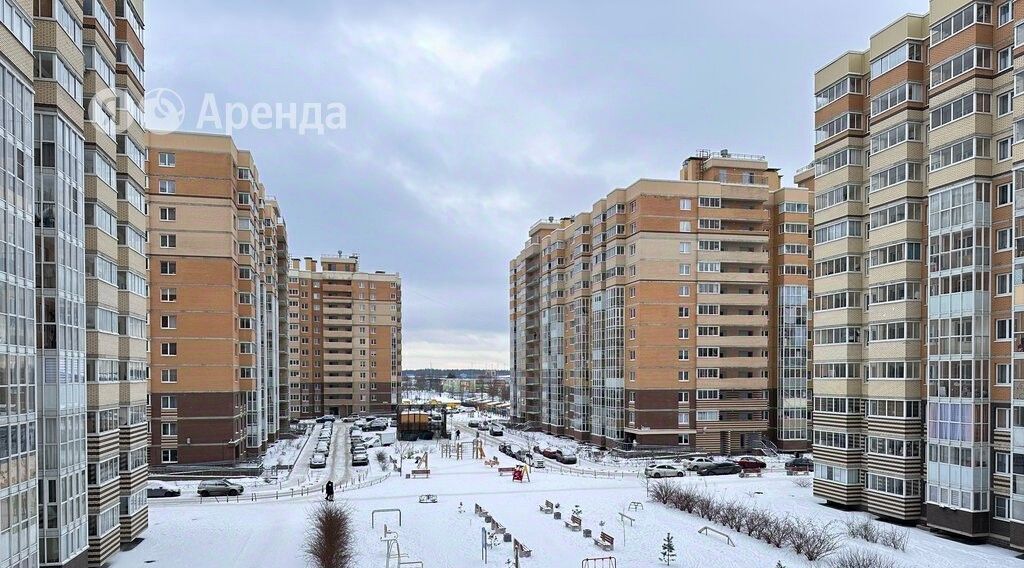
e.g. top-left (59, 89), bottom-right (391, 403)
top-left (159, 234), bottom-right (176, 248)
top-left (870, 162), bottom-right (922, 191)
top-left (160, 395), bottom-right (177, 409)
top-left (815, 112), bottom-right (863, 143)
top-left (159, 207), bottom-right (176, 221)
top-left (999, 47), bottom-right (1012, 71)
top-left (1000, 2), bottom-right (1013, 26)
top-left (870, 83), bottom-right (923, 117)
top-left (871, 122), bottom-right (923, 153)
top-left (997, 228), bottom-right (1013, 251)
top-left (998, 91), bottom-right (1014, 116)
top-left (34, 51), bottom-right (82, 103)
top-left (815, 184), bottom-right (861, 211)
top-left (815, 76), bottom-right (862, 109)
top-left (678, 263), bottom-right (691, 275)
top-left (997, 273), bottom-right (1012, 296)
top-left (999, 137), bottom-right (1013, 161)
top-left (161, 450), bottom-right (178, 464)
top-left (930, 48), bottom-right (992, 88)
top-left (159, 261), bottom-right (176, 275)
top-left (932, 4), bottom-right (991, 45)
top-left (680, 199), bottom-right (691, 211)
top-left (158, 180), bottom-right (176, 194)
top-left (161, 423), bottom-right (177, 437)
top-left (815, 148), bottom-right (864, 175)
top-left (158, 152), bottom-right (175, 167)
top-left (160, 288), bottom-right (177, 302)
top-left (929, 138), bottom-right (990, 171)
top-left (160, 315), bottom-right (176, 329)
top-left (998, 182), bottom-right (1014, 206)
top-left (996, 319), bottom-right (1013, 340)
top-left (679, 221), bottom-right (691, 232)
top-left (696, 410), bottom-right (720, 422)
top-left (870, 42), bottom-right (922, 77)
top-left (996, 364), bottom-right (1012, 386)
top-left (929, 92), bottom-right (989, 131)
top-left (160, 343), bottom-right (177, 356)
top-left (160, 369), bottom-right (177, 383)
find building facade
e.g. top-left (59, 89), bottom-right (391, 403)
top-left (510, 151), bottom-right (813, 453)
top-left (0, 1), bottom-right (150, 566)
top-left (811, 0), bottom-right (1022, 550)
top-left (287, 255), bottom-right (401, 419)
top-left (147, 132), bottom-right (285, 465)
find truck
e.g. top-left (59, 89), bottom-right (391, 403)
top-left (376, 430), bottom-right (397, 446)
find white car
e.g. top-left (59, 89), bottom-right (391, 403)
top-left (645, 463), bottom-right (687, 478)
top-left (360, 435), bottom-right (381, 448)
top-left (309, 453), bottom-right (327, 469)
top-left (680, 456), bottom-right (715, 471)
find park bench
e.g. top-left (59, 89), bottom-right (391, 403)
top-left (410, 469), bottom-right (430, 479)
top-left (538, 500), bottom-right (554, 514)
top-left (593, 531), bottom-right (614, 551)
top-left (498, 466), bottom-right (516, 476)
top-left (786, 468), bottom-right (810, 476)
top-left (739, 468), bottom-right (763, 478)
top-left (513, 539), bottom-right (532, 558)
top-left (418, 494), bottom-right (437, 504)
top-left (490, 519), bottom-right (506, 534)
top-left (564, 514), bottom-right (582, 531)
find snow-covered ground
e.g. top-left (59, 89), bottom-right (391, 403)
top-left (119, 434), bottom-right (1018, 568)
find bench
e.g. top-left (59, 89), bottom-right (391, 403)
top-left (513, 539), bottom-right (532, 558)
top-left (498, 467), bottom-right (516, 476)
top-left (593, 531), bottom-right (614, 551)
top-left (538, 500), bottom-right (554, 514)
top-left (564, 514), bottom-right (582, 531)
top-left (786, 468), bottom-right (810, 476)
top-left (490, 519), bottom-right (506, 534)
top-left (739, 468), bottom-right (763, 478)
top-left (410, 469), bottom-right (430, 479)
top-left (418, 494), bottom-right (437, 504)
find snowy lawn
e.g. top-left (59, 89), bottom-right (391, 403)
top-left (116, 435), bottom-right (1020, 567)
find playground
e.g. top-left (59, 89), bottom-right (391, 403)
top-left (112, 431), bottom-right (1020, 568)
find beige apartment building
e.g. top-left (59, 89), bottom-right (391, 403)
top-left (147, 132), bottom-right (286, 465)
top-left (287, 255), bottom-right (402, 419)
top-left (811, 0), bottom-right (1023, 550)
top-left (510, 151), bottom-right (813, 454)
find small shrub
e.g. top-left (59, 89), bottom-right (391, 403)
top-left (649, 480), bottom-right (680, 505)
top-left (375, 450), bottom-right (389, 471)
top-left (790, 519), bottom-right (843, 561)
top-left (304, 502), bottom-right (355, 568)
top-left (761, 514), bottom-right (794, 548)
top-left (845, 516), bottom-right (879, 543)
top-left (743, 508), bottom-right (772, 539)
top-left (791, 477), bottom-right (812, 488)
top-left (879, 525), bottom-right (908, 552)
top-left (828, 549), bottom-right (901, 568)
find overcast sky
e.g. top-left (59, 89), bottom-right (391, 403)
top-left (147, 0), bottom-right (924, 369)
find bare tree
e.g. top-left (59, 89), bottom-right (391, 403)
top-left (375, 450), bottom-right (390, 471)
top-left (304, 502), bottom-right (355, 568)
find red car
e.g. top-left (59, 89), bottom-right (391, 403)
top-left (735, 457), bottom-right (766, 470)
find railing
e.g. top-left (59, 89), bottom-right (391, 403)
top-left (699, 150), bottom-right (767, 169)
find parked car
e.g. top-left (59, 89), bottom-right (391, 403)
top-left (786, 457), bottom-right (814, 472)
top-left (351, 444), bottom-right (366, 455)
top-left (353, 419), bottom-right (367, 428)
top-left (197, 480), bottom-right (245, 497)
top-left (736, 456), bottom-right (767, 470)
top-left (539, 447), bottom-right (560, 459)
top-left (315, 441), bottom-right (330, 455)
top-left (556, 435), bottom-right (573, 441)
top-left (147, 481), bottom-right (181, 498)
top-left (696, 462), bottom-right (742, 476)
top-left (645, 463), bottom-right (687, 478)
top-left (555, 450), bottom-right (577, 464)
top-left (365, 419), bottom-right (389, 432)
top-left (318, 430), bottom-right (332, 441)
top-left (316, 415), bottom-right (337, 423)
top-left (681, 456), bottom-right (715, 471)
top-left (489, 424), bottom-right (504, 436)
top-left (467, 420), bottom-right (480, 428)
top-left (351, 452), bottom-right (369, 467)
top-left (474, 421), bottom-right (489, 430)
top-left (513, 449), bottom-right (533, 464)
top-left (309, 453), bottom-right (327, 469)
top-left (340, 415), bottom-right (358, 423)
top-left (498, 443), bottom-right (515, 457)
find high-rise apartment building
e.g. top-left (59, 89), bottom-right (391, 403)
top-left (286, 255), bottom-right (401, 419)
top-left (811, 1), bottom-right (1021, 550)
top-left (147, 132), bottom-right (286, 465)
top-left (510, 151), bottom-right (813, 453)
top-left (84, 0), bottom-right (149, 563)
top-left (0, 3), bottom-right (40, 566)
top-left (0, 1), bottom-right (150, 566)
top-left (263, 198), bottom-right (288, 438)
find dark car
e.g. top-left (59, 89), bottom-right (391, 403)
top-left (315, 415), bottom-right (337, 423)
top-left (513, 449), bottom-right (533, 464)
top-left (786, 457), bottom-right (814, 472)
top-left (736, 457), bottom-right (766, 470)
top-left (467, 420), bottom-right (480, 428)
top-left (498, 443), bottom-right (515, 457)
top-left (555, 450), bottom-right (577, 464)
top-left (696, 462), bottom-right (742, 476)
top-left (147, 481), bottom-right (181, 498)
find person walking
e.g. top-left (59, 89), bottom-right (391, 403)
top-left (324, 480), bottom-right (335, 502)
top-left (455, 429), bottom-right (461, 441)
